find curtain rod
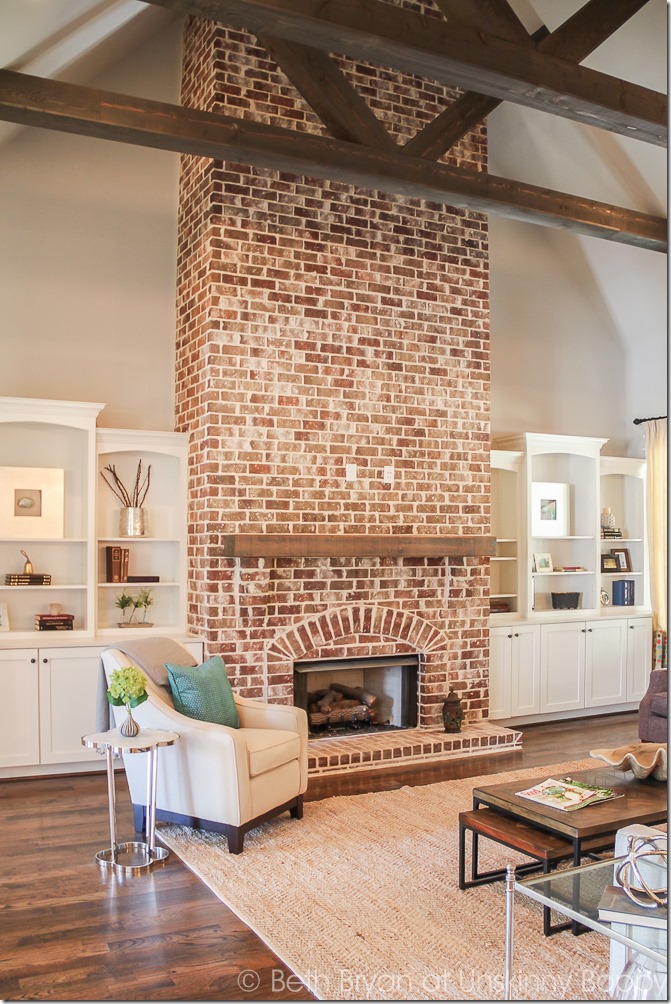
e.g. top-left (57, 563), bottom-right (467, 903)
top-left (633, 415), bottom-right (667, 425)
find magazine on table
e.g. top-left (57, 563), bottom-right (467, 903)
top-left (515, 776), bottom-right (623, 811)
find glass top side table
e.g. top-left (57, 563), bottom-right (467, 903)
top-left (82, 728), bottom-right (179, 874)
top-left (504, 857), bottom-right (667, 1000)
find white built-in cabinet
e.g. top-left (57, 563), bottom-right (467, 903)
top-left (0, 396), bottom-right (201, 778)
top-left (489, 434), bottom-right (652, 724)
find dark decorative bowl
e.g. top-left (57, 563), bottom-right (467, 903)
top-left (551, 592), bottom-right (582, 609)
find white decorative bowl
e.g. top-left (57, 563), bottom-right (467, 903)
top-left (589, 743), bottom-right (667, 781)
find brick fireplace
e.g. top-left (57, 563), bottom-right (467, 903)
top-left (174, 8), bottom-right (495, 735)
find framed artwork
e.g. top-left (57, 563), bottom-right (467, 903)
top-left (0, 602), bottom-right (9, 632)
top-left (531, 482), bottom-right (569, 537)
top-left (0, 466), bottom-right (64, 539)
top-left (533, 552), bottom-right (554, 572)
top-left (601, 553), bottom-right (619, 572)
top-left (610, 547), bottom-right (632, 572)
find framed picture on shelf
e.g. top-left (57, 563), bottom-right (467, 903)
top-left (610, 547), bottom-right (632, 572)
top-left (533, 552), bottom-right (554, 572)
top-left (0, 466), bottom-right (64, 538)
top-left (531, 482), bottom-right (569, 537)
top-left (601, 553), bottom-right (619, 572)
top-left (0, 602), bottom-right (9, 631)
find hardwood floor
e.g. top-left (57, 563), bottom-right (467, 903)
top-left (0, 713), bottom-right (640, 1001)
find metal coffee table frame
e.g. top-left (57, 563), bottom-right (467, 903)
top-left (82, 728), bottom-right (179, 874)
top-left (504, 856), bottom-right (667, 1000)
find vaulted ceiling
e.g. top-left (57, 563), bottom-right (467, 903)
top-left (0, 0), bottom-right (667, 251)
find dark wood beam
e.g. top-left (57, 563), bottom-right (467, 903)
top-left (221, 533), bottom-right (497, 558)
top-left (257, 35), bottom-right (397, 148)
top-left (404, 0), bottom-right (654, 159)
top-left (0, 71), bottom-right (664, 251)
top-left (433, 0), bottom-right (532, 44)
top-left (145, 0), bottom-right (666, 146)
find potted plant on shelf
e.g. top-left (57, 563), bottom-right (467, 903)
top-left (115, 590), bottom-right (135, 626)
top-left (138, 588), bottom-right (154, 625)
top-left (100, 459), bottom-right (151, 537)
top-left (106, 665), bottom-right (148, 737)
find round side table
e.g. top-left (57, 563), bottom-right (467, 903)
top-left (81, 727), bottom-right (179, 874)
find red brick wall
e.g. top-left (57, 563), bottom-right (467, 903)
top-left (175, 8), bottom-right (491, 727)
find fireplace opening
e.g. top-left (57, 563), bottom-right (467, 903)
top-left (294, 654), bottom-right (419, 738)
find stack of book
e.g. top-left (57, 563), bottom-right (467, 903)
top-left (598, 884), bottom-right (667, 929)
top-left (613, 580), bottom-right (635, 606)
top-left (105, 546), bottom-right (129, 583)
top-left (601, 527), bottom-right (623, 539)
top-left (35, 612), bottom-right (75, 631)
top-left (5, 573), bottom-right (52, 586)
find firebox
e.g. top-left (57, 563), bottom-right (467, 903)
top-left (293, 654), bottom-right (419, 736)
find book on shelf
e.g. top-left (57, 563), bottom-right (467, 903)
top-left (601, 529), bottom-right (623, 539)
top-left (598, 884), bottom-right (667, 929)
top-left (612, 579), bottom-right (635, 606)
top-left (35, 613), bottom-right (75, 630)
top-left (5, 573), bottom-right (52, 585)
top-left (515, 777), bottom-right (623, 812)
top-left (126, 575), bottom-right (160, 583)
top-left (121, 548), bottom-right (129, 583)
top-left (105, 545), bottom-right (122, 583)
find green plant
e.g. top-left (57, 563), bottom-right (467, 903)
top-left (115, 590), bottom-right (136, 623)
top-left (138, 588), bottom-right (154, 622)
top-left (106, 666), bottom-right (148, 710)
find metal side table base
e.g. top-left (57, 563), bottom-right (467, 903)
top-left (82, 728), bottom-right (179, 874)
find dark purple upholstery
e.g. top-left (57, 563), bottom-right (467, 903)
top-left (638, 669), bottom-right (668, 743)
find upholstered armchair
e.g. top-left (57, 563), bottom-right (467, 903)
top-left (101, 644), bottom-right (308, 853)
top-left (638, 668), bottom-right (668, 744)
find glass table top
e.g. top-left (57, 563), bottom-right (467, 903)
top-left (515, 856), bottom-right (667, 963)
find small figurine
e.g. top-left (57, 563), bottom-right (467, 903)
top-left (20, 549), bottom-right (33, 574)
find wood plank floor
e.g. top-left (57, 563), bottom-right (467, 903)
top-left (0, 712), bottom-right (641, 1001)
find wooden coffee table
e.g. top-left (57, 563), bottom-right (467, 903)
top-left (467, 767), bottom-right (667, 935)
top-left (471, 768), bottom-right (667, 864)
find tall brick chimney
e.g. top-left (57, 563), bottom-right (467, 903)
top-left (175, 9), bottom-right (491, 729)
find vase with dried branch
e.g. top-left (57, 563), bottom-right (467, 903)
top-left (101, 460), bottom-right (152, 537)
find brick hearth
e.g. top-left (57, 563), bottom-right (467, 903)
top-left (307, 723), bottom-right (522, 776)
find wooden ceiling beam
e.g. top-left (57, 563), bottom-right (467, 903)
top-left (0, 70), bottom-right (664, 252)
top-left (404, 0), bottom-right (655, 159)
top-left (145, 0), bottom-right (666, 146)
top-left (432, 0), bottom-right (532, 44)
top-left (257, 35), bottom-right (397, 149)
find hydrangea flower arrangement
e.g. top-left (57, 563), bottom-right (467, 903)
top-left (106, 665), bottom-right (149, 710)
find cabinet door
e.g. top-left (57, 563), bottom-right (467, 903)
top-left (584, 620), bottom-right (627, 708)
top-left (0, 649), bottom-right (39, 768)
top-left (540, 622), bottom-right (585, 713)
top-left (38, 647), bottom-right (102, 764)
top-left (626, 617), bottom-right (653, 702)
top-left (511, 625), bottom-right (540, 716)
top-left (489, 628), bottom-right (512, 719)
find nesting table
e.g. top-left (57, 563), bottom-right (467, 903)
top-left (81, 727), bottom-right (179, 873)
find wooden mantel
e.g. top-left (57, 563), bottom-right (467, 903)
top-left (221, 534), bottom-right (496, 559)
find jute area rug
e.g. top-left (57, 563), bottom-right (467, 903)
top-left (157, 759), bottom-right (613, 1001)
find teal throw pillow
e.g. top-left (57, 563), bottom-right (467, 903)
top-left (166, 655), bottom-right (240, 729)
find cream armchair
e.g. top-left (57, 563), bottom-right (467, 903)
top-left (101, 645), bottom-right (308, 853)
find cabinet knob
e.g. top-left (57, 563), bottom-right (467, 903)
top-left (587, 628), bottom-right (593, 633)
top-left (514, 632), bottom-right (519, 637)
top-left (42, 657), bottom-right (48, 663)
top-left (31, 658), bottom-right (36, 664)
top-left (581, 628), bottom-right (586, 633)
top-left (507, 634), bottom-right (513, 639)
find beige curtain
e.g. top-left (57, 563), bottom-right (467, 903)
top-left (644, 418), bottom-right (667, 634)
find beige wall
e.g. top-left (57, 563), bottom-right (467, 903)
top-left (0, 5), bottom-right (666, 455)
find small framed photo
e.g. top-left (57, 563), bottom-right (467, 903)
top-left (0, 602), bottom-right (9, 632)
top-left (610, 547), bottom-right (632, 572)
top-left (531, 482), bottom-right (569, 537)
top-left (533, 552), bottom-right (554, 572)
top-left (601, 553), bottom-right (619, 572)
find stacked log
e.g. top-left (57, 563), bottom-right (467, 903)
top-left (307, 683), bottom-right (379, 729)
